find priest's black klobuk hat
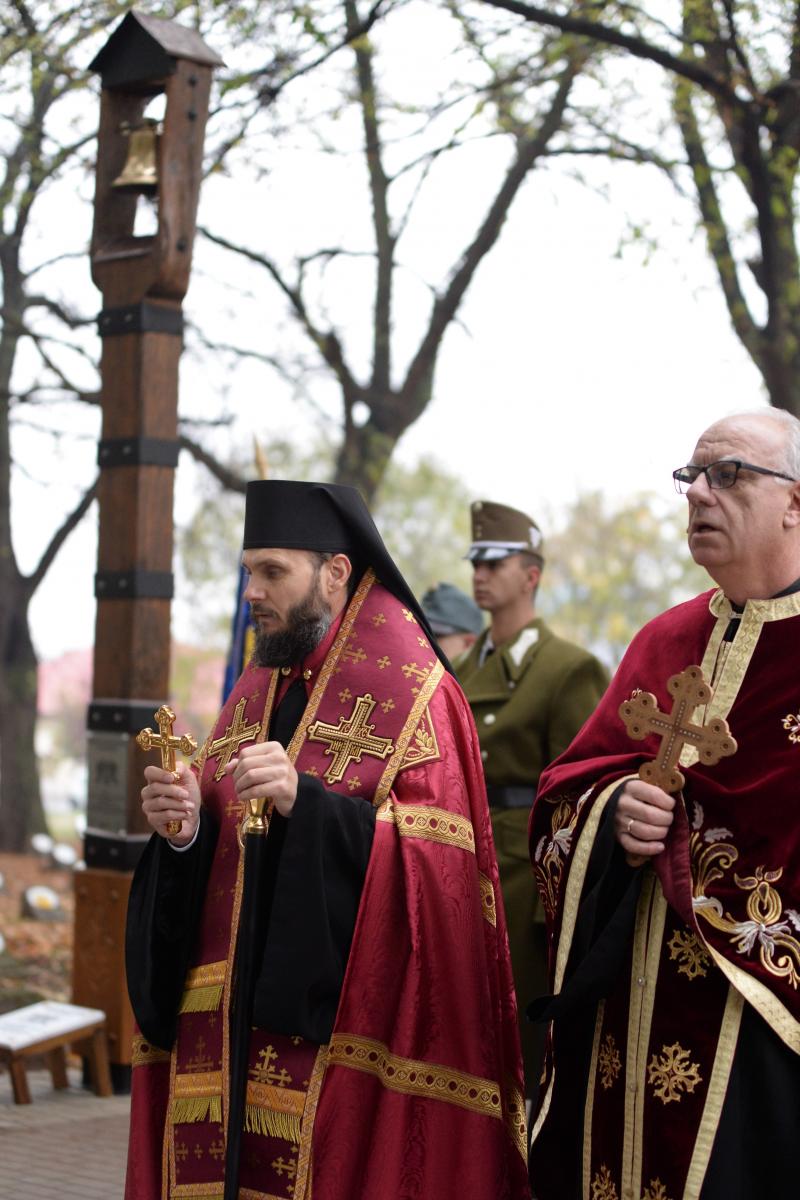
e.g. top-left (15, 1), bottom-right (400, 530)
top-left (243, 480), bottom-right (447, 665)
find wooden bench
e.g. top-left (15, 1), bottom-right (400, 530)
top-left (0, 1001), bottom-right (112, 1104)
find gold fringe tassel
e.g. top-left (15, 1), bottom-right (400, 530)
top-left (172, 1095), bottom-right (223, 1125)
top-left (178, 984), bottom-right (224, 1014)
top-left (244, 1103), bottom-right (301, 1144)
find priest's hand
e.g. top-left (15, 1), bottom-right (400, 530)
top-left (615, 779), bottom-right (675, 868)
top-left (141, 761), bottom-right (201, 846)
top-left (227, 742), bottom-right (299, 818)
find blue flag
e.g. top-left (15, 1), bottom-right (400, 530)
top-left (222, 564), bottom-right (256, 702)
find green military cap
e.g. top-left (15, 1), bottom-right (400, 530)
top-left (466, 500), bottom-right (544, 564)
top-left (421, 582), bottom-right (483, 636)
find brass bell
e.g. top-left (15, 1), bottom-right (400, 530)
top-left (112, 119), bottom-right (160, 194)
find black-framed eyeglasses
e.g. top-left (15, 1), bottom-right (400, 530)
top-left (672, 460), bottom-right (798, 493)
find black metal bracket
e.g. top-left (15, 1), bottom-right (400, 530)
top-left (97, 436), bottom-right (180, 468)
top-left (97, 301), bottom-right (183, 337)
top-left (87, 699), bottom-right (167, 734)
top-left (94, 570), bottom-right (174, 599)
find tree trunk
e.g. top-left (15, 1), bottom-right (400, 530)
top-left (335, 419), bottom-right (399, 504)
top-left (0, 585), bottom-right (46, 852)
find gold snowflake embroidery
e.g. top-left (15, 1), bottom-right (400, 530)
top-left (591, 1164), bottom-right (619, 1200)
top-left (598, 1034), bottom-right (621, 1089)
top-left (667, 929), bottom-right (710, 980)
top-left (647, 1042), bottom-right (702, 1104)
top-left (642, 1180), bottom-right (671, 1200)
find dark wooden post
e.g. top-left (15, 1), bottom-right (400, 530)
top-left (71, 11), bottom-right (222, 1089)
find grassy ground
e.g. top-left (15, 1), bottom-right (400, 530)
top-left (0, 852), bottom-right (74, 1016)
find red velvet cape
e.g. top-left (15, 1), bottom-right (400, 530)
top-left (126, 572), bottom-right (529, 1200)
top-left (529, 587), bottom-right (800, 1200)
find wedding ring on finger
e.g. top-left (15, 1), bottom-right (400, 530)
top-left (626, 817), bottom-right (634, 835)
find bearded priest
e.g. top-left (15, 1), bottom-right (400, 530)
top-left (529, 409), bottom-right (800, 1200)
top-left (124, 480), bottom-right (530, 1200)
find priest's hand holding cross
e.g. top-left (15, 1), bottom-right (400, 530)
top-left (616, 665), bottom-right (737, 867)
top-left (137, 706), bottom-right (200, 846)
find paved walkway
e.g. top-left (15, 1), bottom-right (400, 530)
top-left (0, 1066), bottom-right (130, 1198)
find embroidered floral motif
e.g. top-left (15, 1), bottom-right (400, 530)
top-left (667, 929), bottom-right (710, 980)
top-left (641, 1180), bottom-right (672, 1200)
top-left (647, 1042), bottom-right (702, 1104)
top-left (533, 791), bottom-right (589, 919)
top-left (692, 831), bottom-right (800, 988)
top-left (598, 1034), bottom-right (621, 1089)
top-left (782, 711), bottom-right (800, 743)
top-left (591, 1164), bottom-right (619, 1200)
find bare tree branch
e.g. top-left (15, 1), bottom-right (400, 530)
top-left (28, 476), bottom-right (99, 596)
top-left (179, 432), bottom-right (247, 493)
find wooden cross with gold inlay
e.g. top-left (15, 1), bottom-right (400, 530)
top-left (136, 705), bottom-right (198, 835)
top-left (307, 693), bottom-right (394, 784)
top-left (619, 665), bottom-right (737, 793)
top-left (208, 697), bottom-right (261, 780)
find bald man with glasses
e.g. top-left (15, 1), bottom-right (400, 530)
top-left (528, 410), bottom-right (800, 1200)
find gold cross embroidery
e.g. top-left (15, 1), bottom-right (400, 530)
top-left (307, 693), bottom-right (395, 784)
top-left (209, 697), bottom-right (261, 780)
top-left (619, 665), bottom-right (737, 793)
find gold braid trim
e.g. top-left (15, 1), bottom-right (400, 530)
top-left (244, 1080), bottom-right (306, 1144)
top-left (504, 1078), bottom-right (528, 1162)
top-left (295, 1046), bottom-right (328, 1200)
top-left (327, 1034), bottom-right (502, 1119)
top-left (131, 1034), bottom-right (171, 1068)
top-left (178, 960), bottom-right (227, 1014)
top-left (373, 658), bottom-right (445, 806)
top-left (240, 1190), bottom-right (297, 1200)
top-left (479, 871), bottom-right (497, 926)
top-left (392, 801), bottom-right (475, 854)
top-left (172, 1186), bottom-right (223, 1199)
top-left (172, 1070), bottom-right (223, 1125)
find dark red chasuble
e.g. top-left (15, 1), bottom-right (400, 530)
top-left (528, 587), bottom-right (800, 1200)
top-left (125, 571), bottom-right (529, 1200)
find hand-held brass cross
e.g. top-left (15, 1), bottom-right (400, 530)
top-left (136, 705), bottom-right (198, 836)
top-left (307, 693), bottom-right (394, 784)
top-left (619, 665), bottom-right (737, 793)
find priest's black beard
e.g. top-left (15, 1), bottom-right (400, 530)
top-left (252, 583), bottom-right (332, 668)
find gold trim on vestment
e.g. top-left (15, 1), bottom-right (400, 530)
top-left (327, 1033), bottom-right (503, 1120)
top-left (172, 1070), bottom-right (223, 1125)
top-left (621, 875), bottom-right (667, 1200)
top-left (244, 1078), bottom-right (306, 1146)
top-left (391, 801), bottom-right (475, 855)
top-left (295, 1046), bottom-right (328, 1200)
top-left (531, 777), bottom-right (630, 1152)
top-left (478, 871), bottom-right (497, 926)
top-left (131, 1033), bottom-right (171, 1068)
top-left (504, 1077), bottom-right (528, 1162)
top-left (171, 1186), bottom-right (224, 1199)
top-left (683, 985), bottom-right (743, 1199)
top-left (373, 658), bottom-right (445, 806)
top-left (240, 1191), bottom-right (298, 1200)
top-left (703, 939), bottom-right (800, 1053)
top-left (582, 1002), bottom-right (606, 1199)
top-left (179, 960), bottom-right (227, 1014)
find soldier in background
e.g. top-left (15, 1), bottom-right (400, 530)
top-left (421, 581), bottom-right (484, 663)
top-left (457, 500), bottom-right (608, 1101)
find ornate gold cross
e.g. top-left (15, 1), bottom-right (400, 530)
top-left (619, 665), bottom-right (737, 793)
top-left (137, 705), bottom-right (197, 835)
top-left (307, 693), bottom-right (394, 784)
top-left (208, 696), bottom-right (261, 780)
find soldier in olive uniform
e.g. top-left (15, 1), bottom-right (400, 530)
top-left (458, 500), bottom-right (608, 1100)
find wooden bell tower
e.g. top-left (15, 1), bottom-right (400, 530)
top-left (71, 11), bottom-right (222, 1088)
